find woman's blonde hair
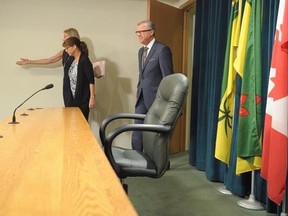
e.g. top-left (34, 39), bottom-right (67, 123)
top-left (64, 28), bottom-right (80, 39)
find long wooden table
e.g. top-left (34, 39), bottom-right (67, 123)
top-left (0, 107), bottom-right (137, 216)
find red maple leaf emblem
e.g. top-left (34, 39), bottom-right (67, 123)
top-left (269, 26), bottom-right (288, 100)
top-left (282, 41), bottom-right (288, 54)
top-left (239, 94), bottom-right (261, 116)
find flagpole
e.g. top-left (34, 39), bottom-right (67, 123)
top-left (280, 195), bottom-right (287, 216)
top-left (280, 170), bottom-right (288, 216)
top-left (237, 170), bottom-right (264, 210)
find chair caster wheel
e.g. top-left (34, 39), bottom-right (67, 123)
top-left (167, 161), bottom-right (170, 170)
top-left (123, 184), bottom-right (128, 193)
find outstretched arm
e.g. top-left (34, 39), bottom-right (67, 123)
top-left (16, 50), bottom-right (64, 65)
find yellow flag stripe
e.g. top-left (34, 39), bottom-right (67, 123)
top-left (215, 0), bottom-right (241, 164)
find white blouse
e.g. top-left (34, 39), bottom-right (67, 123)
top-left (68, 61), bottom-right (78, 98)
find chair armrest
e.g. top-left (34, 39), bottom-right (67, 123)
top-left (103, 123), bottom-right (171, 176)
top-left (107, 124), bottom-right (171, 144)
top-left (99, 113), bottom-right (146, 146)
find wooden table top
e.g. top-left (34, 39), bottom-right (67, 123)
top-left (0, 107), bottom-right (137, 216)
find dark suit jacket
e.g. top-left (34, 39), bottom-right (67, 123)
top-left (62, 52), bottom-right (94, 115)
top-left (136, 40), bottom-right (173, 109)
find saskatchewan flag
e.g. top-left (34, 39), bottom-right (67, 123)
top-left (215, 0), bottom-right (242, 164)
top-left (233, 0), bottom-right (262, 175)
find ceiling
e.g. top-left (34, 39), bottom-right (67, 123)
top-left (157, 0), bottom-right (190, 8)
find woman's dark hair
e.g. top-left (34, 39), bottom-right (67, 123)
top-left (63, 37), bottom-right (89, 56)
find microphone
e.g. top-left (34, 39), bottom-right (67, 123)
top-left (9, 84), bottom-right (54, 124)
top-left (42, 84), bottom-right (54, 90)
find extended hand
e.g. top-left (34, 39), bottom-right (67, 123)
top-left (16, 58), bottom-right (30, 65)
top-left (89, 97), bottom-right (95, 109)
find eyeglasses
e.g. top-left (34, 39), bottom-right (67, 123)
top-left (135, 29), bottom-right (152, 34)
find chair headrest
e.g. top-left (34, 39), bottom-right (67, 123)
top-left (145, 73), bottom-right (188, 126)
top-left (158, 73), bottom-right (189, 105)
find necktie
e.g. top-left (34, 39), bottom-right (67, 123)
top-left (142, 46), bottom-right (148, 68)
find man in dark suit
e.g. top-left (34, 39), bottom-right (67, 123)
top-left (132, 20), bottom-right (173, 151)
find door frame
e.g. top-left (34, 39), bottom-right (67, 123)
top-left (147, 0), bottom-right (196, 153)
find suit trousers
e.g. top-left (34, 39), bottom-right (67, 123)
top-left (132, 93), bottom-right (148, 151)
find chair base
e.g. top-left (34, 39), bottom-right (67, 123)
top-left (166, 160), bottom-right (171, 170)
top-left (123, 183), bottom-right (128, 194)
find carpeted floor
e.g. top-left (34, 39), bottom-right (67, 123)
top-left (125, 151), bottom-right (274, 216)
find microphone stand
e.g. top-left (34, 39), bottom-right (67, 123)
top-left (9, 84), bottom-right (54, 124)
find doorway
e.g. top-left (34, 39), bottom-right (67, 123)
top-left (148, 0), bottom-right (196, 153)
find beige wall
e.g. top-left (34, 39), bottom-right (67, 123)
top-left (0, 0), bottom-right (146, 147)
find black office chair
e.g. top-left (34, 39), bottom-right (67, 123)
top-left (99, 73), bottom-right (189, 192)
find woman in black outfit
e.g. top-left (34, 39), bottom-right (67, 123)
top-left (62, 37), bottom-right (95, 120)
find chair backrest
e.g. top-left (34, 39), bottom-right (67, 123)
top-left (143, 73), bottom-right (189, 176)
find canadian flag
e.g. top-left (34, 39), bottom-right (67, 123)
top-left (261, 0), bottom-right (288, 205)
